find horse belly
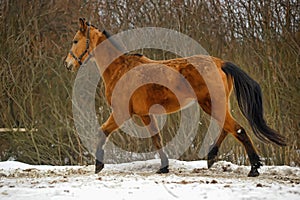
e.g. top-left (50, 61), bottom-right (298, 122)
top-left (131, 84), bottom-right (196, 115)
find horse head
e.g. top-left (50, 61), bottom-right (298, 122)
top-left (64, 18), bottom-right (107, 71)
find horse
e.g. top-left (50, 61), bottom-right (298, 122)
top-left (64, 18), bottom-right (286, 177)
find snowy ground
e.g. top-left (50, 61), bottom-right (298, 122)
top-left (0, 159), bottom-right (299, 200)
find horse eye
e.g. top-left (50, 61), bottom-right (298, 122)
top-left (73, 40), bottom-right (78, 44)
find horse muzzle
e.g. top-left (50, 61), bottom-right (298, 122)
top-left (64, 60), bottom-right (74, 71)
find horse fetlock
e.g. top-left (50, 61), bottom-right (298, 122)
top-left (95, 148), bottom-right (105, 161)
top-left (207, 146), bottom-right (218, 168)
top-left (252, 160), bottom-right (263, 169)
top-left (208, 146), bottom-right (219, 159)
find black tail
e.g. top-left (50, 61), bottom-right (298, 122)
top-left (222, 62), bottom-right (286, 146)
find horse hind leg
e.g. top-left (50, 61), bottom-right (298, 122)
top-left (223, 112), bottom-right (262, 177)
top-left (141, 115), bottom-right (169, 174)
top-left (198, 99), bottom-right (228, 169)
top-left (199, 99), bottom-right (261, 177)
top-left (207, 130), bottom-right (227, 168)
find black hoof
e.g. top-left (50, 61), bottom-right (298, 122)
top-left (95, 160), bottom-right (104, 174)
top-left (207, 158), bottom-right (217, 169)
top-left (248, 168), bottom-right (260, 177)
top-left (248, 161), bottom-right (262, 177)
top-left (156, 166), bottom-right (169, 174)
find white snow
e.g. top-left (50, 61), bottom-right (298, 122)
top-left (0, 159), bottom-right (299, 200)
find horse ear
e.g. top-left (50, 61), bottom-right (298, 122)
top-left (79, 18), bottom-right (87, 32)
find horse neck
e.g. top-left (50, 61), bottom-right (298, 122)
top-left (92, 32), bottom-right (125, 84)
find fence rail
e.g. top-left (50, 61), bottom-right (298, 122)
top-left (0, 128), bottom-right (38, 133)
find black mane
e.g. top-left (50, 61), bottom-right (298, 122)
top-left (102, 29), bottom-right (111, 38)
top-left (85, 21), bottom-right (143, 56)
top-left (101, 29), bottom-right (126, 52)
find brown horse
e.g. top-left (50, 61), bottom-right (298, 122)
top-left (64, 18), bottom-right (286, 177)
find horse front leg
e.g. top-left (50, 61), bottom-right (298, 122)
top-left (95, 113), bottom-right (119, 173)
top-left (141, 115), bottom-right (169, 174)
